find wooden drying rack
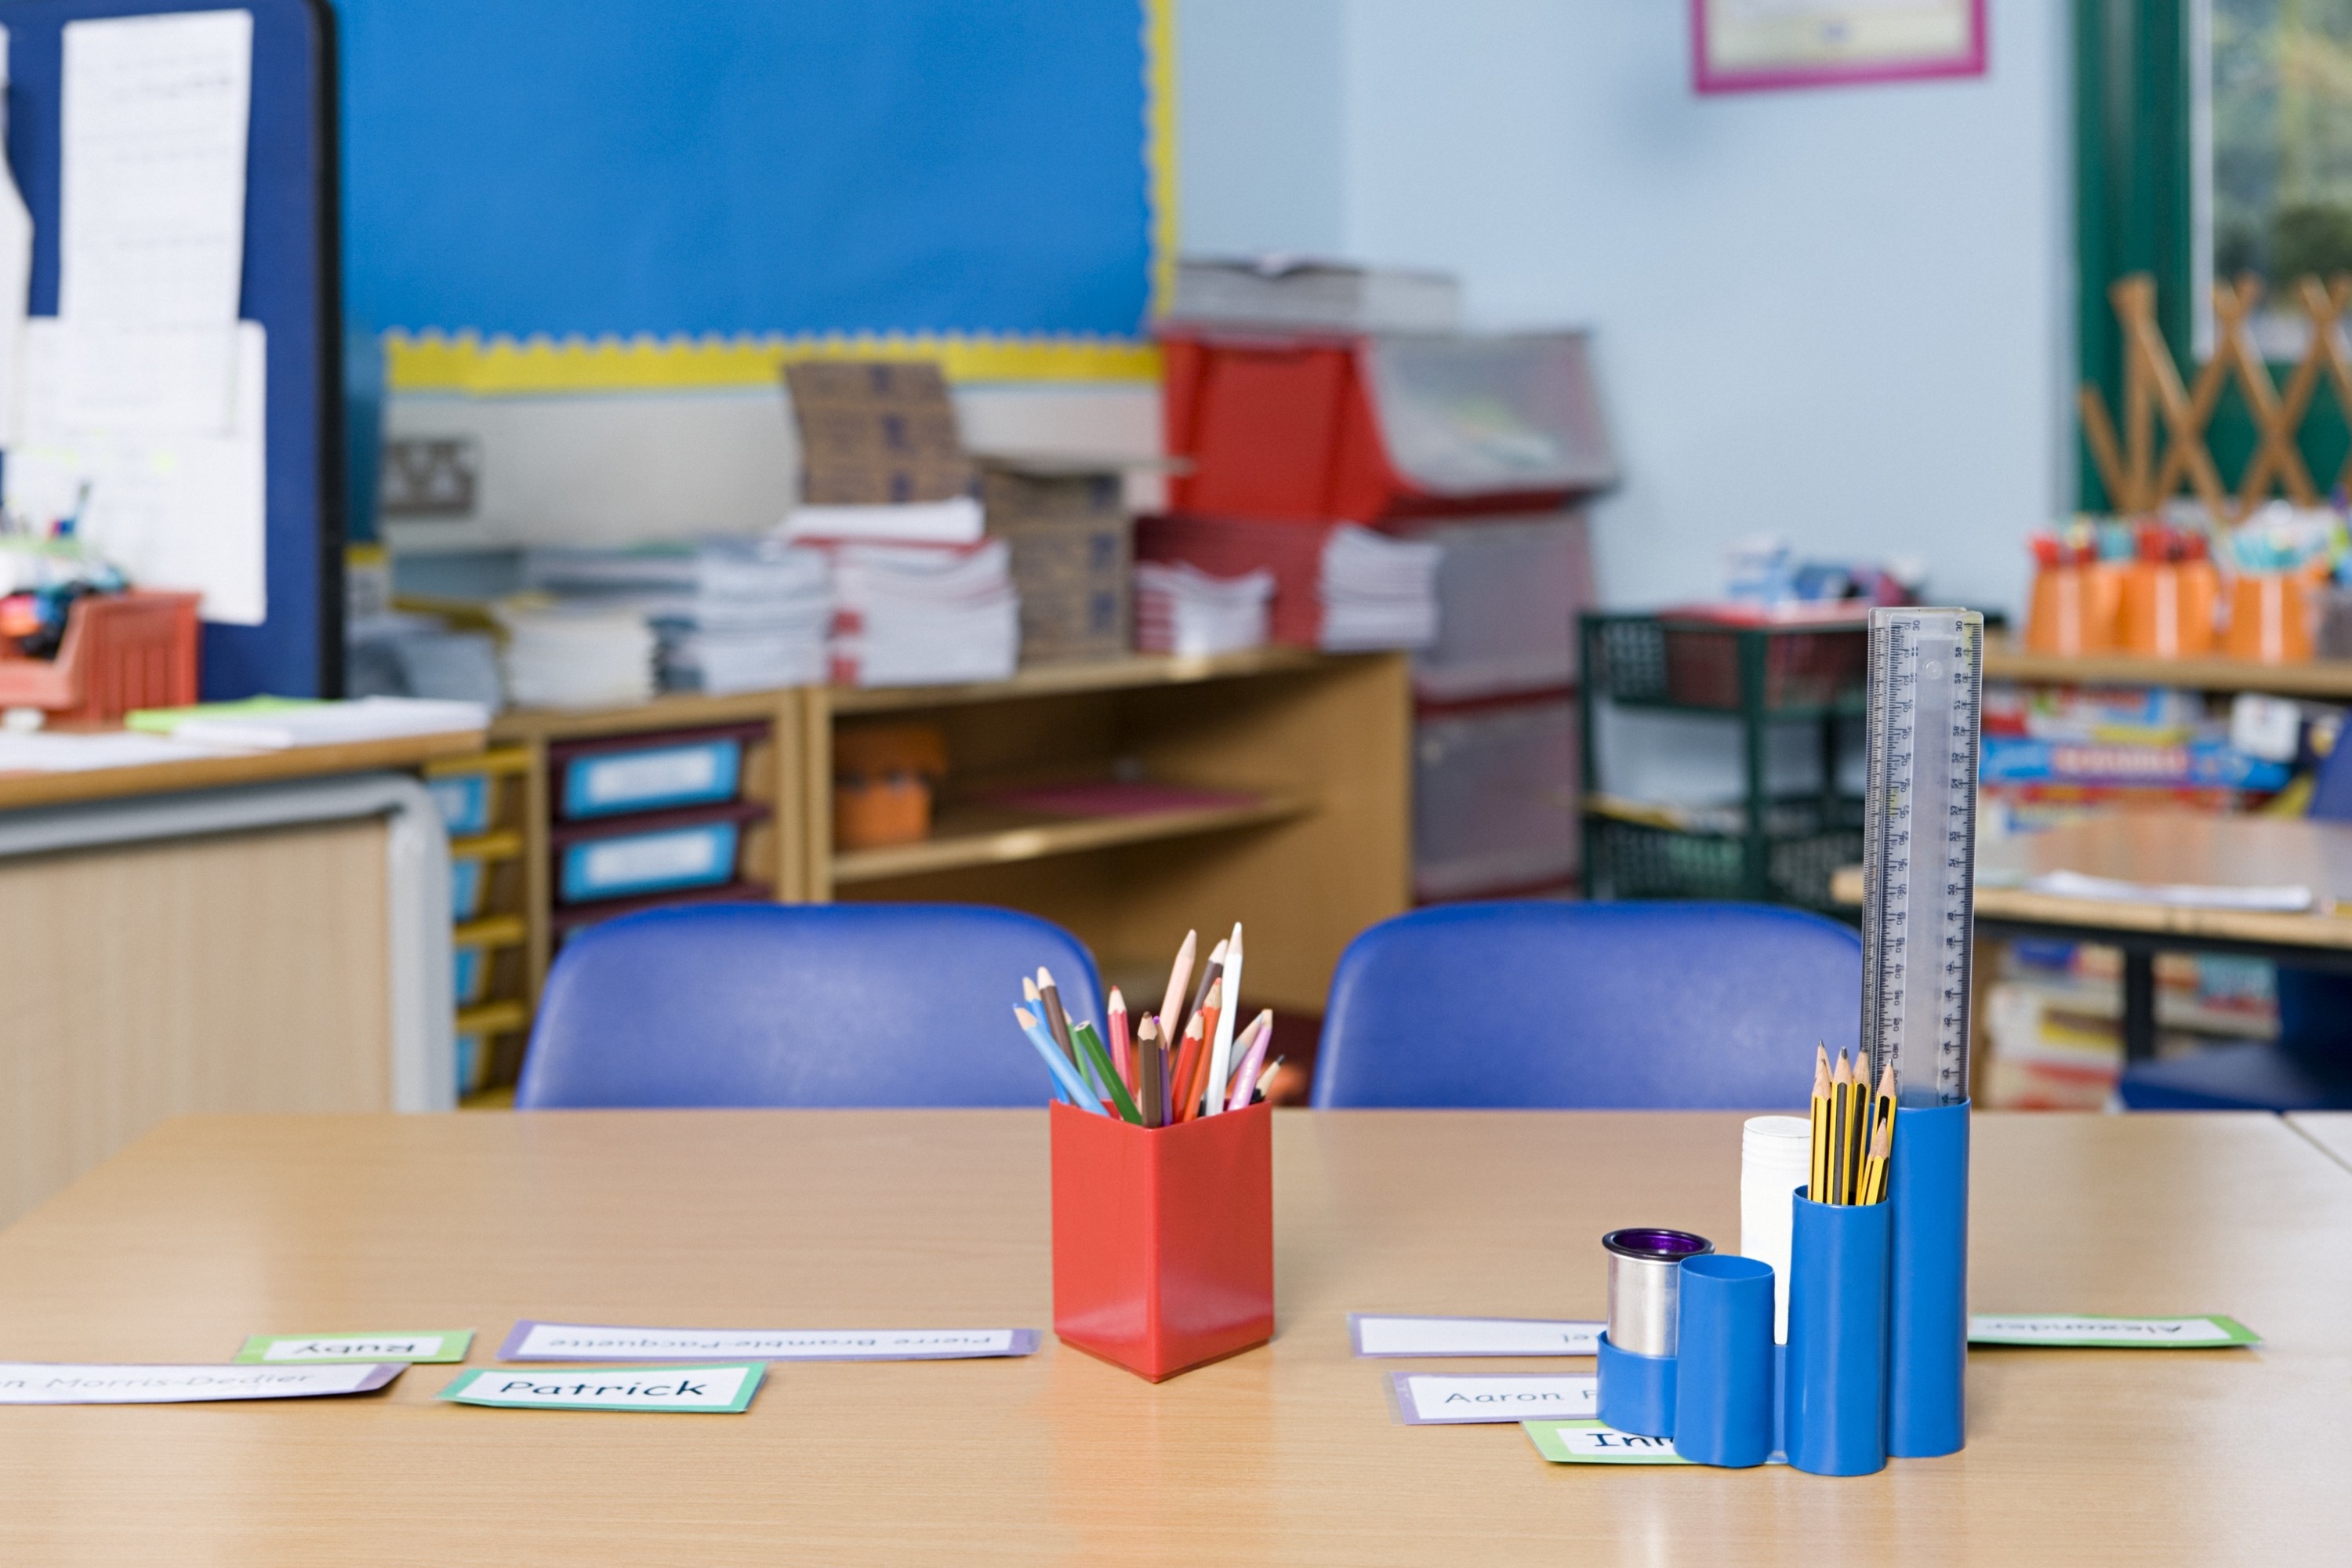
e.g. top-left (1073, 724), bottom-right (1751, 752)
top-left (2082, 271), bottom-right (2352, 521)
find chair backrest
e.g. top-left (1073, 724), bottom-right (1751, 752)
top-left (517, 902), bottom-right (1104, 1109)
top-left (1312, 900), bottom-right (1862, 1109)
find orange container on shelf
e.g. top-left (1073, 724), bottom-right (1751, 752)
top-left (2026, 567), bottom-right (2117, 655)
top-left (831, 720), bottom-right (947, 851)
top-left (2223, 572), bottom-right (2314, 663)
top-left (2118, 547), bottom-right (2218, 658)
top-left (0, 590), bottom-right (200, 722)
top-left (1050, 1098), bottom-right (1273, 1382)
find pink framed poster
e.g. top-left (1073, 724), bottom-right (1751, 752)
top-left (1692, 0), bottom-right (1987, 94)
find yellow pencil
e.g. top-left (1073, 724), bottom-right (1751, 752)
top-left (1842, 1051), bottom-right (1867, 1204)
top-left (1861, 1115), bottom-right (1893, 1205)
top-left (1828, 1051), bottom-right (1852, 1205)
top-left (1809, 1046), bottom-right (1831, 1202)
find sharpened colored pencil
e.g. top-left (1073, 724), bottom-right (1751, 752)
top-left (1136, 1015), bottom-right (1166, 1128)
top-left (1204, 924), bottom-right (1244, 1117)
top-left (1072, 1021), bottom-right (1142, 1125)
top-left (1158, 930), bottom-right (1198, 1042)
top-left (1107, 989), bottom-right (1131, 1091)
top-left (1170, 1011), bottom-right (1207, 1123)
top-left (1016, 1007), bottom-right (1103, 1113)
top-left (1227, 1010), bottom-right (1275, 1112)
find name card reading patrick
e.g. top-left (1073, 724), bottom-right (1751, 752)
top-left (500, 1322), bottom-right (1041, 1363)
top-left (0, 1362), bottom-right (404, 1405)
top-left (1968, 1314), bottom-right (2260, 1348)
top-left (237, 1330), bottom-right (473, 1364)
top-left (439, 1363), bottom-right (763, 1414)
top-left (1392, 1372), bottom-right (1597, 1425)
top-left (1350, 1315), bottom-right (1603, 1358)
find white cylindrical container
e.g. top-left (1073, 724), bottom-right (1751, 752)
top-left (1740, 1114), bottom-right (1813, 1344)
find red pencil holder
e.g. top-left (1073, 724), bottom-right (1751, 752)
top-left (1050, 1099), bottom-right (1274, 1382)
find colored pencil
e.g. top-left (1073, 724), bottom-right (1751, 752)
top-left (1254, 1057), bottom-right (1283, 1103)
top-left (1158, 930), bottom-right (1198, 1042)
top-left (1181, 980), bottom-right (1224, 1120)
top-left (1107, 989), bottom-right (1131, 1091)
top-left (1135, 1015), bottom-right (1165, 1128)
top-left (1015, 1006), bottom-right (1103, 1112)
top-left (1205, 924), bottom-right (1244, 1116)
top-left (1036, 967), bottom-right (1077, 1061)
top-left (1072, 1021), bottom-right (1142, 1125)
top-left (1188, 938), bottom-right (1228, 1033)
top-left (1226, 1009), bottom-right (1275, 1112)
top-left (1169, 1011), bottom-right (1207, 1123)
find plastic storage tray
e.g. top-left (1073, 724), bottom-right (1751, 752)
top-left (552, 724), bottom-right (761, 821)
top-left (1161, 327), bottom-right (1615, 524)
top-left (1402, 512), bottom-right (1595, 702)
top-left (1414, 697), bottom-right (1581, 900)
top-left (553, 803), bottom-right (764, 905)
top-left (429, 773), bottom-right (494, 838)
top-left (449, 855), bottom-right (490, 922)
top-left (452, 943), bottom-right (491, 1007)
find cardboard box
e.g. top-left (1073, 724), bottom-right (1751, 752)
top-left (982, 461), bottom-right (1133, 666)
top-left (783, 361), bottom-right (975, 505)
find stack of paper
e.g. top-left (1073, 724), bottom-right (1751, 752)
top-left (128, 696), bottom-right (488, 750)
top-left (522, 539), bottom-right (831, 695)
top-left (1134, 561), bottom-right (1273, 656)
top-left (495, 601), bottom-right (658, 709)
top-left (829, 540), bottom-right (1019, 687)
top-left (1319, 525), bottom-right (1443, 651)
top-left (778, 497), bottom-right (985, 547)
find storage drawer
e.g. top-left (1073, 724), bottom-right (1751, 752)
top-left (430, 773), bottom-right (494, 837)
top-left (1414, 698), bottom-right (1581, 900)
top-left (453, 943), bottom-right (491, 1007)
top-left (554, 804), bottom-right (764, 905)
top-left (1403, 512), bottom-right (1594, 702)
top-left (553, 725), bottom-right (763, 821)
top-left (450, 855), bottom-right (489, 922)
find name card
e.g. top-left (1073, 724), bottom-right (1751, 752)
top-left (1350, 1315), bottom-right (1602, 1358)
top-left (500, 1322), bottom-right (1040, 1363)
top-left (440, 1363), bottom-right (764, 1414)
top-left (1969, 1313), bottom-right (2259, 1348)
top-left (238, 1330), bottom-right (473, 1364)
top-left (0, 1362), bottom-right (404, 1405)
top-left (1391, 1372), bottom-right (1597, 1425)
top-left (1523, 1420), bottom-right (1695, 1465)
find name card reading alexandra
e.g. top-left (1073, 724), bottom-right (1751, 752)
top-left (499, 1322), bottom-right (1040, 1363)
top-left (1392, 1372), bottom-right (1598, 1425)
top-left (438, 1363), bottom-right (763, 1414)
top-left (0, 1362), bottom-right (404, 1404)
top-left (237, 1330), bottom-right (473, 1364)
top-left (1350, 1315), bottom-right (1603, 1358)
top-left (1968, 1314), bottom-right (2260, 1348)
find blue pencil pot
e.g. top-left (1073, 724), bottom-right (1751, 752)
top-left (1785, 1187), bottom-right (1889, 1476)
top-left (1596, 1332), bottom-right (1677, 1439)
top-left (1672, 1254), bottom-right (1776, 1468)
top-left (1889, 1100), bottom-right (1969, 1457)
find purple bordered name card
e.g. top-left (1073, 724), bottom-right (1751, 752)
top-left (499, 1322), bottom-right (1041, 1363)
top-left (1388, 1370), bottom-right (1600, 1425)
top-left (0, 1361), bottom-right (405, 1404)
top-left (1349, 1314), bottom-right (1604, 1358)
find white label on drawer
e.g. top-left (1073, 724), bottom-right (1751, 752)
top-left (582, 829), bottom-right (721, 888)
top-left (583, 748), bottom-right (721, 807)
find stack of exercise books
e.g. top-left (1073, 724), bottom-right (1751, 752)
top-left (1134, 561), bottom-right (1274, 656)
top-left (521, 539), bottom-right (832, 696)
top-left (493, 601), bottom-right (659, 709)
top-left (1135, 516), bottom-right (1442, 652)
top-left (827, 539), bottom-right (1019, 687)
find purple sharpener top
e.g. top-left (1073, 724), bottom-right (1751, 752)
top-left (1602, 1228), bottom-right (1715, 1261)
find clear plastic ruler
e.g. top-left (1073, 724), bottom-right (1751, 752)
top-left (1860, 607), bottom-right (1984, 1108)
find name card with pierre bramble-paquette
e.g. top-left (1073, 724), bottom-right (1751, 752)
top-left (499, 1322), bottom-right (1040, 1363)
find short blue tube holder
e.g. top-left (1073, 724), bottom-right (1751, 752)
top-left (1595, 1331), bottom-right (1676, 1439)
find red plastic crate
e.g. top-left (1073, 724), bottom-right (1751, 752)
top-left (1160, 327), bottom-right (1614, 524)
top-left (1050, 1099), bottom-right (1274, 1381)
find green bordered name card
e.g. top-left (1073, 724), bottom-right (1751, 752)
top-left (1967, 1314), bottom-right (2260, 1348)
top-left (438, 1363), bottom-right (765, 1414)
top-left (237, 1330), bottom-right (474, 1364)
top-left (1523, 1420), bottom-right (1695, 1465)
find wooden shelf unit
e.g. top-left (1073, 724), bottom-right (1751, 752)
top-left (1983, 635), bottom-right (2352, 698)
top-left (463, 651), bottom-right (1411, 1091)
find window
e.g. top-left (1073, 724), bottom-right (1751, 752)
top-left (2209, 0), bottom-right (2352, 355)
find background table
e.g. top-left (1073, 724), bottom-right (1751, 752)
top-left (1833, 811), bottom-right (2352, 1062)
top-left (0, 1109), bottom-right (2344, 1566)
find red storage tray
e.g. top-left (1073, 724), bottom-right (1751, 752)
top-left (1161, 327), bottom-right (1614, 524)
top-left (1051, 1100), bottom-right (1273, 1381)
top-left (0, 590), bottom-right (199, 723)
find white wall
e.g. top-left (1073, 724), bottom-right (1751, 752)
top-left (1175, 0), bottom-right (1348, 256)
top-left (1181, 0), bottom-right (2071, 619)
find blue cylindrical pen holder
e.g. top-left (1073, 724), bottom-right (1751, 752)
top-left (1671, 1254), bottom-right (1775, 1467)
top-left (1889, 1099), bottom-right (1969, 1457)
top-left (1785, 1187), bottom-right (1889, 1476)
top-left (1595, 1332), bottom-right (1677, 1438)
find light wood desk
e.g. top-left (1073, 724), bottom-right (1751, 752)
top-left (1832, 810), bottom-right (2352, 1060)
top-left (0, 1109), bottom-right (2342, 1566)
top-left (2288, 1112), bottom-right (2352, 1173)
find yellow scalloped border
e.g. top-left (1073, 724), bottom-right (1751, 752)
top-left (387, 0), bottom-right (1178, 397)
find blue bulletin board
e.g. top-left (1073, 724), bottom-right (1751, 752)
top-left (337, 0), bottom-right (1169, 395)
top-left (2, 0), bottom-right (342, 699)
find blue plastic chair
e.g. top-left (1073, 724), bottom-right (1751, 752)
top-left (1311, 901), bottom-right (1864, 1109)
top-left (2120, 740), bottom-right (2352, 1111)
top-left (516, 902), bottom-right (1105, 1109)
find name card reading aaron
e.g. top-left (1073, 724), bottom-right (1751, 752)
top-left (1392, 1372), bottom-right (1598, 1425)
top-left (237, 1330), bottom-right (473, 1364)
top-left (1350, 1315), bottom-right (1603, 1358)
top-left (1968, 1314), bottom-right (2260, 1348)
top-left (500, 1322), bottom-right (1040, 1363)
top-left (438, 1363), bottom-right (763, 1414)
top-left (0, 1362), bottom-right (405, 1405)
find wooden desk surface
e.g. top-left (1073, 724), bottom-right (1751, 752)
top-left (1831, 810), bottom-right (2352, 949)
top-left (2288, 1112), bottom-right (2352, 1173)
top-left (0, 1110), bottom-right (2343, 1565)
top-left (0, 729), bottom-right (487, 811)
